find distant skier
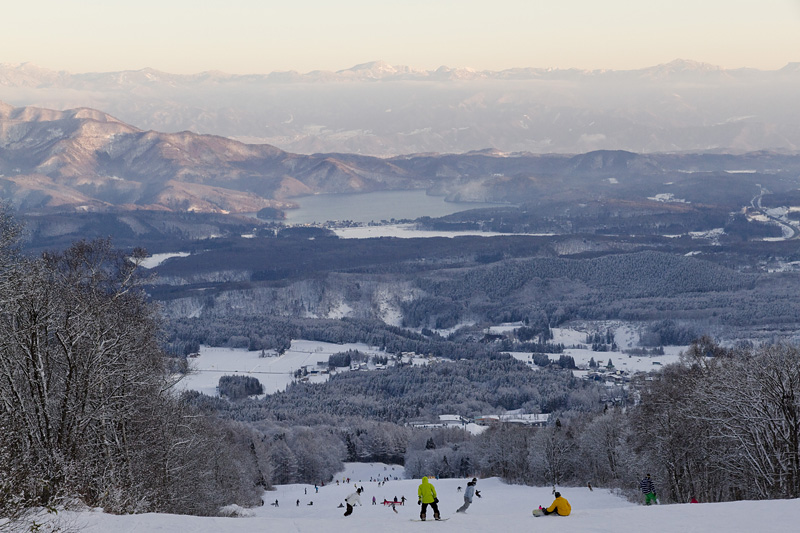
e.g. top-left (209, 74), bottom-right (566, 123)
top-left (540, 492), bottom-right (571, 516)
top-left (640, 474), bottom-right (657, 505)
top-left (344, 487), bottom-right (363, 516)
top-left (417, 476), bottom-right (441, 521)
top-left (456, 478), bottom-right (477, 513)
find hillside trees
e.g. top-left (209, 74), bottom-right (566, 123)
top-left (475, 424), bottom-right (533, 483)
top-left (218, 375), bottom-right (264, 399)
top-left (699, 345), bottom-right (800, 499)
top-left (629, 357), bottom-right (739, 503)
top-left (0, 233), bottom-right (270, 518)
top-left (528, 423), bottom-right (578, 485)
top-left (0, 240), bottom-right (164, 510)
top-left (577, 409), bottom-right (632, 484)
top-left (629, 343), bottom-right (800, 503)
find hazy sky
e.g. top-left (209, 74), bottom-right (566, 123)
top-left (4, 0), bottom-right (799, 74)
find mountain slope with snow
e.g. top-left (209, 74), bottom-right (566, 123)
top-left (45, 463), bottom-right (800, 533)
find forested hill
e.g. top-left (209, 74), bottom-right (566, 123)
top-left (192, 356), bottom-right (594, 423)
top-left (162, 243), bottom-right (781, 349)
top-left (424, 250), bottom-right (754, 300)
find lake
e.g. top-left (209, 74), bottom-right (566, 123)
top-left (281, 189), bottom-right (510, 224)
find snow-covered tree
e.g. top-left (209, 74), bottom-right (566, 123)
top-left (0, 233), bottom-right (270, 519)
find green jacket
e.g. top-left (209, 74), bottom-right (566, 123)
top-left (418, 477), bottom-right (437, 503)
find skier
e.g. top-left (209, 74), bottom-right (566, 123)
top-left (455, 478), bottom-right (477, 513)
top-left (417, 476), bottom-right (441, 521)
top-left (540, 492), bottom-right (571, 516)
top-left (372, 496), bottom-right (376, 505)
top-left (344, 487), bottom-right (363, 516)
top-left (639, 473), bottom-right (657, 505)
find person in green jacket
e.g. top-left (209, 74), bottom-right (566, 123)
top-left (417, 476), bottom-right (441, 521)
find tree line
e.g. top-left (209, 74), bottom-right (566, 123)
top-left (0, 212), bottom-right (273, 526)
top-left (193, 334), bottom-right (800, 506)
top-left (405, 342), bottom-right (800, 504)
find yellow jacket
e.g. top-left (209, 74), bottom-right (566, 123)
top-left (547, 496), bottom-right (571, 516)
top-left (418, 477), bottom-right (437, 504)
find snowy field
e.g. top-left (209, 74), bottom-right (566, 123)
top-left (496, 323), bottom-right (687, 373)
top-left (506, 347), bottom-right (683, 375)
top-left (176, 340), bottom-right (387, 396)
top-left (333, 223), bottom-right (553, 239)
top-left (50, 462), bottom-right (800, 533)
top-left (177, 323), bottom-right (687, 398)
top-left (138, 252), bottom-right (190, 269)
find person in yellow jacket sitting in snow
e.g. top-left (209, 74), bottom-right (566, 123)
top-left (542, 492), bottom-right (571, 516)
top-left (417, 476), bottom-right (441, 521)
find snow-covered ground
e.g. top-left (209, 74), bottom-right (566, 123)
top-left (333, 223), bottom-right (553, 239)
top-left (138, 252), bottom-right (190, 269)
top-left (507, 348), bottom-right (683, 374)
top-left (50, 462), bottom-right (800, 533)
top-left (495, 323), bottom-right (686, 373)
top-left (176, 340), bottom-right (387, 396)
top-left (178, 324), bottom-right (687, 399)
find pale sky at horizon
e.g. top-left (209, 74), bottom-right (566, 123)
top-left (4, 0), bottom-right (799, 74)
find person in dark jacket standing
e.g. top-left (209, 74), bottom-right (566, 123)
top-left (456, 478), bottom-right (477, 513)
top-left (640, 474), bottom-right (657, 505)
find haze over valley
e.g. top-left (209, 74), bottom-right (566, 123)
top-left (2, 59), bottom-right (800, 156)
top-left (4, 2), bottom-right (800, 530)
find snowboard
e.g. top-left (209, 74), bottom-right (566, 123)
top-left (410, 518), bottom-right (450, 522)
top-left (532, 508), bottom-right (544, 517)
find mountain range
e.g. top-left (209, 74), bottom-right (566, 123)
top-left (0, 101), bottom-right (428, 213)
top-left (4, 100), bottom-right (800, 217)
top-left (1, 60), bottom-right (799, 156)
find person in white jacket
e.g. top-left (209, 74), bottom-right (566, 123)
top-left (456, 478), bottom-right (477, 513)
top-left (344, 487), bottom-right (363, 516)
